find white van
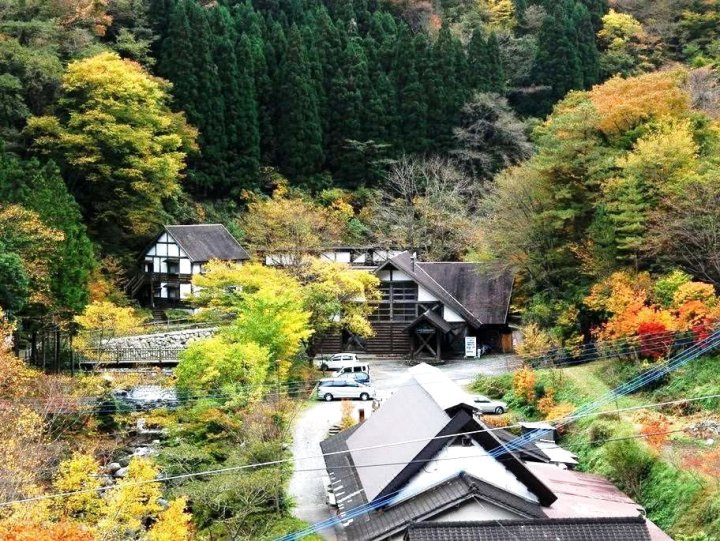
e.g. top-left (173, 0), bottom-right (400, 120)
top-left (332, 364), bottom-right (370, 378)
top-left (316, 353), bottom-right (359, 371)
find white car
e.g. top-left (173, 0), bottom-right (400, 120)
top-left (315, 353), bottom-right (359, 371)
top-left (471, 394), bottom-right (508, 414)
top-left (316, 378), bottom-right (376, 402)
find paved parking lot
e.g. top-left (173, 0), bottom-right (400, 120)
top-left (287, 354), bottom-right (520, 540)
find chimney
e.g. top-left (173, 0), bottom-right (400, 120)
top-left (411, 252), bottom-right (417, 273)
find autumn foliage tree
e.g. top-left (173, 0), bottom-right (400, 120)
top-left (239, 181), bottom-right (351, 268)
top-left (585, 270), bottom-right (720, 356)
top-left (25, 52), bottom-right (197, 255)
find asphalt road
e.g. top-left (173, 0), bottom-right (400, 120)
top-left (287, 354), bottom-right (521, 540)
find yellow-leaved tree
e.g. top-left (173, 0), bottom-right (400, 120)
top-left (73, 301), bottom-right (149, 361)
top-left (97, 458), bottom-right (163, 540)
top-left (589, 70), bottom-right (689, 137)
top-left (51, 453), bottom-right (102, 523)
top-left (240, 182), bottom-right (349, 269)
top-left (178, 261), bottom-right (312, 392)
top-left (25, 51), bottom-right (197, 248)
top-left (146, 497), bottom-right (193, 541)
top-left (295, 259), bottom-right (380, 339)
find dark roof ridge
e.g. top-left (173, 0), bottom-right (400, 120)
top-left (164, 223), bottom-right (224, 226)
top-left (163, 224), bottom-right (249, 262)
top-left (409, 516), bottom-right (647, 528)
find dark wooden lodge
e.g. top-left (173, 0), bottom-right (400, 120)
top-left (316, 251), bottom-right (514, 360)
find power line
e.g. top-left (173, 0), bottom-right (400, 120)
top-left (276, 329), bottom-right (720, 539)
top-left (2, 390), bottom-right (718, 508)
top-left (5, 329), bottom-right (699, 407)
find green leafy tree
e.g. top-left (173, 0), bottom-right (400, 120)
top-left (0, 148), bottom-right (95, 313)
top-left (0, 252), bottom-right (30, 315)
top-left (25, 52), bottom-right (196, 255)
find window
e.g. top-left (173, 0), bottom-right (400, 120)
top-left (166, 258), bottom-right (180, 275)
top-left (166, 286), bottom-right (180, 300)
top-left (371, 281), bottom-right (420, 322)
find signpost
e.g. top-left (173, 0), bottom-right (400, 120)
top-left (465, 336), bottom-right (477, 358)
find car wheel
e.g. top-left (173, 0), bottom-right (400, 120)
top-left (320, 363), bottom-right (328, 371)
top-left (324, 393), bottom-right (334, 402)
top-left (494, 406), bottom-right (505, 414)
top-left (360, 393), bottom-right (370, 401)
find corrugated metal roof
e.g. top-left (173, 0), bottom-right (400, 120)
top-left (346, 378), bottom-right (451, 501)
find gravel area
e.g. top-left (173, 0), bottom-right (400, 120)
top-left (287, 354), bottom-right (520, 540)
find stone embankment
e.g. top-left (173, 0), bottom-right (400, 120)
top-left (102, 327), bottom-right (217, 351)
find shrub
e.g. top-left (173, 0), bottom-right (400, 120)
top-left (513, 366), bottom-right (536, 404)
top-left (537, 389), bottom-right (556, 416)
top-left (339, 400), bottom-right (356, 430)
top-left (602, 439), bottom-right (655, 498)
top-left (544, 402), bottom-right (575, 423)
top-left (516, 323), bottom-right (556, 359)
top-left (587, 419), bottom-right (617, 445)
top-left (471, 373), bottom-right (513, 399)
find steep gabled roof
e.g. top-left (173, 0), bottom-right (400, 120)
top-left (376, 252), bottom-right (513, 327)
top-left (345, 473), bottom-right (545, 541)
top-left (405, 309), bottom-right (452, 334)
top-left (163, 224), bottom-right (249, 262)
top-left (322, 364), bottom-right (556, 522)
top-left (417, 262), bottom-right (514, 325)
top-left (404, 516), bottom-right (652, 541)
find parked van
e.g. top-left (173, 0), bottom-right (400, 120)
top-left (316, 353), bottom-right (359, 371)
top-left (332, 364), bottom-right (370, 378)
top-left (316, 379), bottom-right (376, 402)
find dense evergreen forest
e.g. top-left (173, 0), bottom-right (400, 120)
top-left (2, 0), bottom-right (720, 328)
top-left (5, 2), bottom-right (720, 540)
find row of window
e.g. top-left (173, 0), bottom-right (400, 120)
top-left (379, 281), bottom-right (418, 302)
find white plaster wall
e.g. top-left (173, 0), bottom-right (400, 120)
top-left (418, 285), bottom-right (439, 302)
top-left (180, 283), bottom-right (192, 298)
top-left (431, 499), bottom-right (522, 521)
top-left (390, 270), bottom-right (412, 281)
top-left (385, 499), bottom-right (522, 541)
top-left (444, 305), bottom-right (465, 323)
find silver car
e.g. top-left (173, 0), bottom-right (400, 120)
top-left (471, 394), bottom-right (508, 414)
top-left (316, 379), bottom-right (376, 402)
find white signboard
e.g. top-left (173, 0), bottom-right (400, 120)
top-left (465, 336), bottom-right (477, 358)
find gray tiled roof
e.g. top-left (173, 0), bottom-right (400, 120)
top-left (404, 516), bottom-right (652, 541)
top-left (164, 224), bottom-right (249, 262)
top-left (345, 473), bottom-right (545, 541)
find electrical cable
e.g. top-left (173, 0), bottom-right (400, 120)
top-left (2, 390), bottom-right (719, 508)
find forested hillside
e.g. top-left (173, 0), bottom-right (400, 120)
top-left (5, 1), bottom-right (720, 540)
top-left (3, 0), bottom-right (720, 330)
